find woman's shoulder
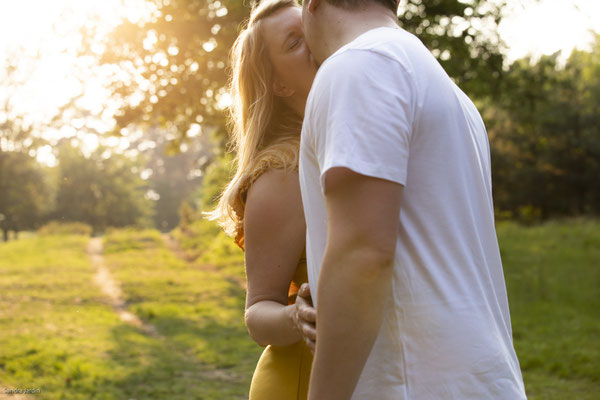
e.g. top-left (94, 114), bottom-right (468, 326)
top-left (235, 168), bottom-right (302, 251)
top-left (239, 144), bottom-right (297, 192)
top-left (243, 167), bottom-right (304, 253)
top-left (246, 168), bottom-right (300, 205)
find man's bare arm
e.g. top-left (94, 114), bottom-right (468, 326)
top-left (308, 167), bottom-right (402, 400)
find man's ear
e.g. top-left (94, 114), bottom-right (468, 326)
top-left (306, 0), bottom-right (322, 14)
top-left (273, 79), bottom-right (294, 97)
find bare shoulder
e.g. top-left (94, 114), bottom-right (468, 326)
top-left (245, 169), bottom-right (302, 214)
top-left (249, 168), bottom-right (299, 192)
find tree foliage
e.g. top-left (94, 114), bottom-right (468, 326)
top-left (0, 151), bottom-right (50, 241)
top-left (193, 151), bottom-right (234, 210)
top-left (488, 37), bottom-right (600, 219)
top-left (131, 126), bottom-right (213, 231)
top-left (397, 0), bottom-right (506, 98)
top-left (99, 0), bottom-right (248, 143)
top-left (52, 143), bottom-right (154, 233)
top-left (0, 60), bottom-right (48, 153)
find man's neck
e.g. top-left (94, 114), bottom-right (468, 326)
top-left (315, 4), bottom-right (398, 63)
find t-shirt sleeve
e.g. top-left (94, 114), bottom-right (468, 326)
top-left (312, 49), bottom-right (416, 190)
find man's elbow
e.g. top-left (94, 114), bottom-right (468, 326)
top-left (329, 227), bottom-right (397, 272)
top-left (345, 241), bottom-right (396, 280)
top-left (367, 249), bottom-right (395, 275)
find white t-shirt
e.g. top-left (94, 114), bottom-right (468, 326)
top-left (299, 27), bottom-right (526, 399)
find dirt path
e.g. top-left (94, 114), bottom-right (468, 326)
top-left (87, 238), bottom-right (160, 338)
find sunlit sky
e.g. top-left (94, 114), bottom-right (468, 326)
top-left (0, 0), bottom-right (599, 165)
top-left (0, 0), bottom-right (159, 163)
top-left (499, 0), bottom-right (600, 62)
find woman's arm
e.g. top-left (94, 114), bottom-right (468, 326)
top-left (243, 169), bottom-right (307, 347)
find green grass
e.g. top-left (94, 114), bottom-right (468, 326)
top-left (0, 234), bottom-right (127, 399)
top-left (1, 220), bottom-right (598, 399)
top-left (101, 228), bottom-right (259, 399)
top-left (0, 229), bottom-right (259, 399)
top-left (172, 218), bottom-right (246, 281)
top-left (498, 219), bottom-right (600, 399)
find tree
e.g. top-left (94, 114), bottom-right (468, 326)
top-left (487, 36), bottom-right (600, 219)
top-left (53, 142), bottom-right (154, 233)
top-left (397, 0), bottom-right (506, 99)
top-left (130, 126), bottom-right (214, 231)
top-left (192, 150), bottom-right (234, 211)
top-left (0, 58), bottom-right (48, 153)
top-left (0, 151), bottom-right (49, 241)
top-left (97, 0), bottom-right (248, 144)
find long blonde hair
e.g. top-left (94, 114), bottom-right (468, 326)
top-left (206, 0), bottom-right (303, 245)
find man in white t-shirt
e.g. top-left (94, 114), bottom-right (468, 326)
top-left (298, 0), bottom-right (527, 399)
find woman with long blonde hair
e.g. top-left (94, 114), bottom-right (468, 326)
top-left (207, 0), bottom-right (318, 398)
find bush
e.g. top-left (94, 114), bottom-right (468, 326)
top-left (37, 221), bottom-right (93, 236)
top-left (103, 228), bottom-right (164, 254)
top-left (172, 218), bottom-right (243, 264)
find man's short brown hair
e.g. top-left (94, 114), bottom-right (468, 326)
top-left (325, 0), bottom-right (398, 13)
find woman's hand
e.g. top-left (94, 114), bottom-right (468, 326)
top-left (294, 283), bottom-right (317, 352)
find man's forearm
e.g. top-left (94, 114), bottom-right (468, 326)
top-left (308, 245), bottom-right (393, 400)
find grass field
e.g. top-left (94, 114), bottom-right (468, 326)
top-left (0, 219), bottom-right (598, 399)
top-left (0, 228), bottom-right (258, 399)
top-left (498, 219), bottom-right (600, 399)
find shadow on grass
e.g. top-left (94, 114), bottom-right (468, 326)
top-left (98, 312), bottom-right (260, 400)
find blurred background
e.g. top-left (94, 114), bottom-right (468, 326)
top-left (0, 0), bottom-right (598, 399)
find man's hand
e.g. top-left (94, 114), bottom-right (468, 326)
top-left (294, 283), bottom-right (316, 352)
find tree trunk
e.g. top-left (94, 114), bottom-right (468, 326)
top-left (2, 229), bottom-right (8, 242)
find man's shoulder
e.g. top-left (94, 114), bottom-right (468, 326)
top-left (338, 27), bottom-right (419, 57)
top-left (318, 27), bottom-right (421, 78)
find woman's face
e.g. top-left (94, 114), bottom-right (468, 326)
top-left (262, 6), bottom-right (318, 107)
